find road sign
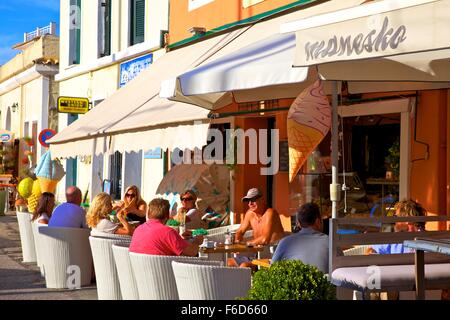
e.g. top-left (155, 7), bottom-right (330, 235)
top-left (38, 129), bottom-right (57, 148)
top-left (57, 96), bottom-right (90, 114)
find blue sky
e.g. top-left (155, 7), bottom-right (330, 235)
top-left (0, 0), bottom-right (59, 65)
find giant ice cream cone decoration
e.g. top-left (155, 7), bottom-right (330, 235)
top-left (34, 151), bottom-right (66, 193)
top-left (288, 80), bottom-right (331, 182)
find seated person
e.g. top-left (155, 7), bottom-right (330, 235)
top-left (272, 203), bottom-right (329, 273)
top-left (112, 185), bottom-right (147, 224)
top-left (129, 198), bottom-right (204, 256)
top-left (87, 193), bottom-right (134, 235)
top-left (229, 188), bottom-right (286, 268)
top-left (31, 192), bottom-right (56, 225)
top-left (48, 186), bottom-right (88, 228)
top-left (173, 190), bottom-right (206, 229)
top-left (366, 199), bottom-right (426, 255)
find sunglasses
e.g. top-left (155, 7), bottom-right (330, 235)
top-left (125, 193), bottom-right (136, 198)
top-left (245, 197), bottom-right (260, 203)
top-left (181, 197), bottom-right (194, 201)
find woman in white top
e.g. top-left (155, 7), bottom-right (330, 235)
top-left (86, 193), bottom-right (134, 235)
top-left (31, 192), bottom-right (55, 224)
top-left (175, 190), bottom-right (206, 229)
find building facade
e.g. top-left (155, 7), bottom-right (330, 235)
top-left (0, 24), bottom-right (59, 182)
top-left (56, 0), bottom-right (170, 203)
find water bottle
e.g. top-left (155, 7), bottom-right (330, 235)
top-left (225, 229), bottom-right (232, 245)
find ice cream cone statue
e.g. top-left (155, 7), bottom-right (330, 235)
top-left (27, 179), bottom-right (42, 213)
top-left (34, 151), bottom-right (66, 194)
top-left (287, 80), bottom-right (331, 183)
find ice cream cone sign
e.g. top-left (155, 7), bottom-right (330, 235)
top-left (34, 151), bottom-right (66, 193)
top-left (287, 80), bottom-right (331, 183)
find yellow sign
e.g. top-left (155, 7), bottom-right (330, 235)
top-left (57, 96), bottom-right (90, 114)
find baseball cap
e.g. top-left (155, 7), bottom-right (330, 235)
top-left (242, 188), bottom-right (262, 202)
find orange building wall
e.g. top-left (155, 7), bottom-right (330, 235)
top-left (409, 90), bottom-right (447, 225)
top-left (168, 0), bottom-right (311, 45)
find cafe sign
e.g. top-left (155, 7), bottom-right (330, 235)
top-left (57, 96), bottom-right (90, 114)
top-left (119, 53), bottom-right (153, 88)
top-left (290, 0), bottom-right (450, 66)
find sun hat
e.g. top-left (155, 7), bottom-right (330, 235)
top-left (242, 188), bottom-right (262, 202)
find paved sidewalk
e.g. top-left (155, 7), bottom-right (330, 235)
top-left (0, 212), bottom-right (97, 300)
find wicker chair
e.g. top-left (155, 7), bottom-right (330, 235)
top-left (112, 244), bottom-right (139, 300)
top-left (89, 235), bottom-right (132, 300)
top-left (38, 225), bottom-right (93, 289)
top-left (32, 222), bottom-right (47, 276)
top-left (129, 252), bottom-right (222, 300)
top-left (172, 261), bottom-right (251, 300)
top-left (16, 211), bottom-right (37, 263)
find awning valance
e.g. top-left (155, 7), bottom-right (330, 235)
top-left (281, 0), bottom-right (450, 67)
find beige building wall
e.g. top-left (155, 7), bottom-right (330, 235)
top-left (57, 0), bottom-right (169, 202)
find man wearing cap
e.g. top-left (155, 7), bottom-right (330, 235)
top-left (230, 188), bottom-right (286, 267)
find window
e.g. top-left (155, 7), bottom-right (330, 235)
top-left (130, 0), bottom-right (145, 45)
top-left (69, 0), bottom-right (82, 64)
top-left (99, 0), bottom-right (112, 57)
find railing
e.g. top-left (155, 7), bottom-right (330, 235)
top-left (24, 22), bottom-right (57, 42)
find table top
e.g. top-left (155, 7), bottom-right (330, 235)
top-left (199, 243), bottom-right (266, 254)
top-left (403, 238), bottom-right (450, 255)
top-left (366, 178), bottom-right (399, 185)
top-left (251, 258), bottom-right (271, 268)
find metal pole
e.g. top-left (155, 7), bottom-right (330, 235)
top-left (331, 81), bottom-right (340, 219)
top-left (329, 80), bottom-right (340, 276)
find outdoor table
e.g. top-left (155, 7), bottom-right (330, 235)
top-left (199, 243), bottom-right (266, 264)
top-left (403, 238), bottom-right (450, 300)
top-left (0, 183), bottom-right (16, 215)
top-left (251, 258), bottom-right (271, 269)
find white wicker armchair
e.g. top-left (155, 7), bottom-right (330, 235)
top-left (16, 211), bottom-right (37, 263)
top-left (172, 261), bottom-right (252, 300)
top-left (32, 222), bottom-right (47, 276)
top-left (129, 252), bottom-right (222, 300)
top-left (112, 244), bottom-right (139, 300)
top-left (89, 235), bottom-right (132, 300)
top-left (38, 225), bottom-right (93, 289)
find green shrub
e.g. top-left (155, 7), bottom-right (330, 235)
top-left (245, 260), bottom-right (336, 300)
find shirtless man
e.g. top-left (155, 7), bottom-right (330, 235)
top-left (229, 188), bottom-right (286, 267)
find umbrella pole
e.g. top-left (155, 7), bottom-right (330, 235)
top-left (329, 80), bottom-right (340, 275)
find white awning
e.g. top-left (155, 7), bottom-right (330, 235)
top-left (160, 0), bottom-right (366, 110)
top-left (48, 29), bottom-right (247, 158)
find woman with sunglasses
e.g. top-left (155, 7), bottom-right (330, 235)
top-left (112, 185), bottom-right (147, 224)
top-left (31, 192), bottom-right (56, 224)
top-left (174, 190), bottom-right (205, 229)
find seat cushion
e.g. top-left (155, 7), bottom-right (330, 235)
top-left (331, 263), bottom-right (450, 292)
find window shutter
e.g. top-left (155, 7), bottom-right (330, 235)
top-left (132, 0), bottom-right (145, 45)
top-left (104, 0), bottom-right (111, 55)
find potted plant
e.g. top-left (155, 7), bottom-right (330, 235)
top-left (385, 139), bottom-right (400, 180)
top-left (244, 260), bottom-right (336, 300)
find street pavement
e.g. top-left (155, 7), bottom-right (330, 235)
top-left (0, 211), bottom-right (97, 300)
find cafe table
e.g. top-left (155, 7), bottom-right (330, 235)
top-left (199, 243), bottom-right (266, 264)
top-left (251, 258), bottom-right (271, 269)
top-left (403, 238), bottom-right (450, 300)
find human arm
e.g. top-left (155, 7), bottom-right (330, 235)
top-left (112, 201), bottom-right (125, 211)
top-left (181, 235), bottom-right (204, 256)
top-left (123, 201), bottom-right (147, 218)
top-left (234, 211), bottom-right (252, 243)
top-left (116, 211), bottom-right (134, 235)
top-left (247, 208), bottom-right (276, 246)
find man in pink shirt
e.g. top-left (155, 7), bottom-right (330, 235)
top-left (129, 198), bottom-right (203, 256)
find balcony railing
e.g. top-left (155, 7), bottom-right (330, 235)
top-left (24, 22), bottom-right (57, 42)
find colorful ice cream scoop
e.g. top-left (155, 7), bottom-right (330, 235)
top-left (34, 151), bottom-right (65, 193)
